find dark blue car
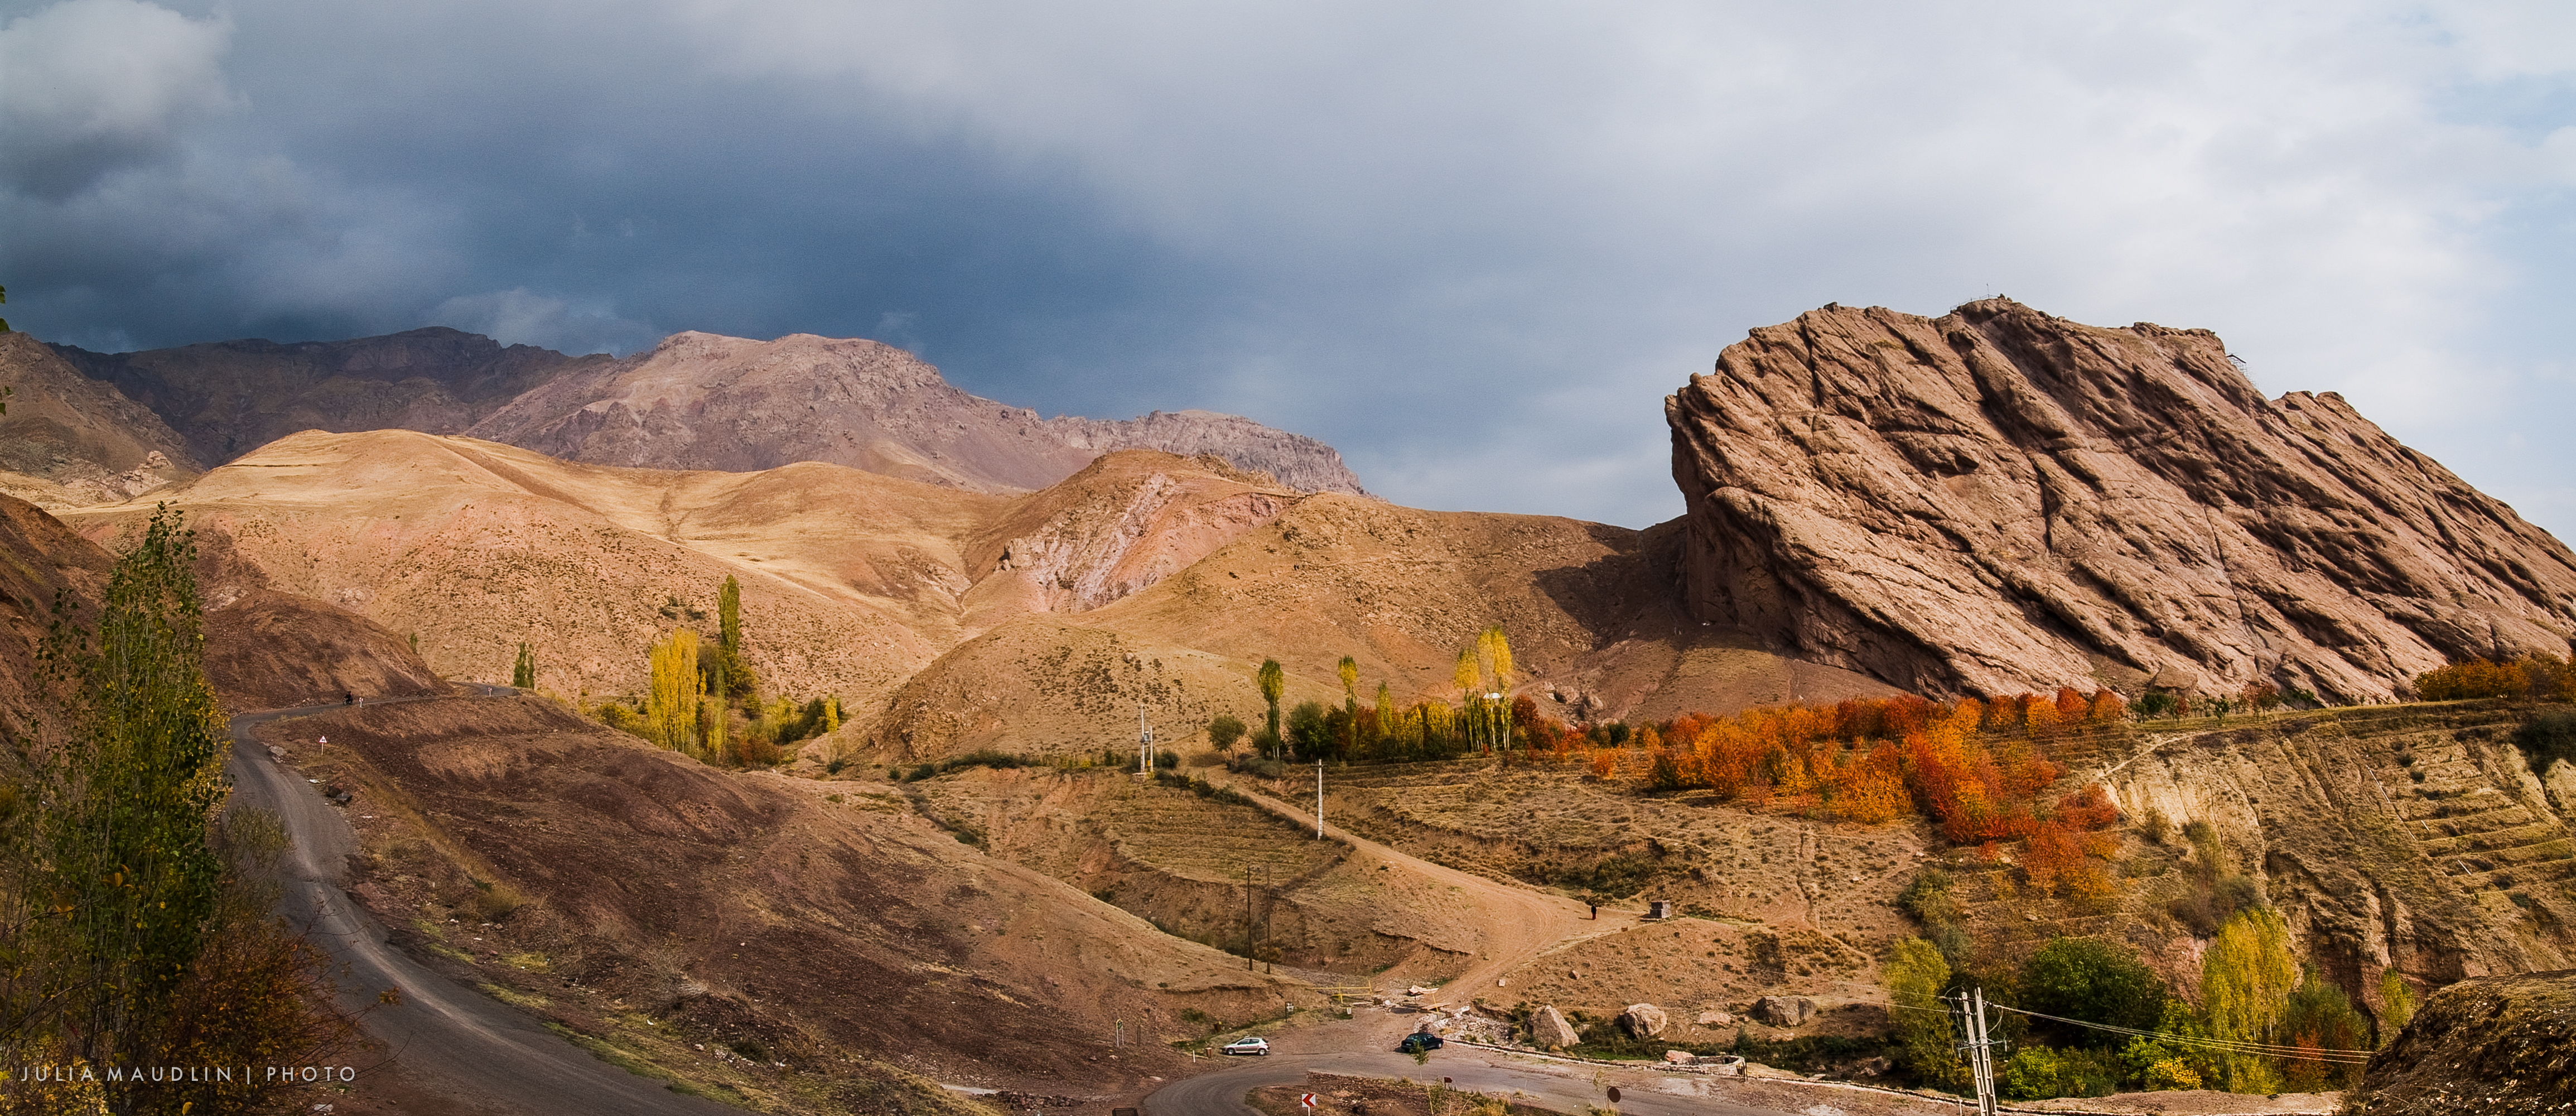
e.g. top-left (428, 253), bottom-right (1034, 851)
top-left (1397, 1032), bottom-right (1443, 1054)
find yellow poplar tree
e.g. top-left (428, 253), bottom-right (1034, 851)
top-left (648, 628), bottom-right (703, 755)
top-left (2203, 907), bottom-right (2299, 1092)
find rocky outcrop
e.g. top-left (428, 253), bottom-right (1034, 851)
top-left (51, 327), bottom-right (601, 465)
top-left (0, 333), bottom-right (200, 507)
top-left (1666, 299), bottom-right (2576, 702)
top-left (2347, 969), bottom-right (2576, 1115)
top-left (466, 330), bottom-right (1369, 496)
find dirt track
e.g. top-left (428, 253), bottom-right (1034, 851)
top-left (228, 689), bottom-right (733, 1116)
top-left (1218, 775), bottom-right (1633, 1004)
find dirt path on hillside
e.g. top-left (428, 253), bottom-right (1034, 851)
top-left (1214, 773), bottom-right (1634, 1006)
top-left (230, 689), bottom-right (733, 1116)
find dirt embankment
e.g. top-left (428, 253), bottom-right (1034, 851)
top-left (2344, 967), bottom-right (2576, 1115)
top-left (254, 694), bottom-right (1306, 1113)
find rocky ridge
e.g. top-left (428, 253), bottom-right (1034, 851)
top-left (466, 330), bottom-right (1369, 496)
top-left (1667, 298), bottom-right (2576, 702)
top-left (45, 326), bottom-right (1369, 497)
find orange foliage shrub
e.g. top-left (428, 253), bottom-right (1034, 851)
top-left (2022, 820), bottom-right (2086, 896)
top-left (2415, 658), bottom-right (2531, 700)
top-left (1590, 748), bottom-right (1619, 781)
top-left (2088, 690), bottom-right (2127, 724)
top-left (2056, 784), bottom-right (2119, 829)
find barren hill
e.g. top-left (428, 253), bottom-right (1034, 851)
top-left (465, 329), bottom-right (1371, 495)
top-left (0, 332), bottom-right (199, 507)
top-left (50, 326), bottom-right (606, 465)
top-left (1668, 298), bottom-right (2576, 703)
top-left (51, 326), bottom-right (1371, 497)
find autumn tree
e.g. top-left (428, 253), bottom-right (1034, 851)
top-left (512, 641), bottom-right (536, 689)
top-left (647, 628), bottom-right (705, 756)
top-left (1338, 655), bottom-right (1359, 754)
top-left (1885, 937), bottom-right (1965, 1088)
top-left (1257, 658), bottom-right (1285, 757)
top-left (2202, 907), bottom-right (2299, 1092)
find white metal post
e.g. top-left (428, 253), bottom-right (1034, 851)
top-left (1139, 703), bottom-right (1152, 775)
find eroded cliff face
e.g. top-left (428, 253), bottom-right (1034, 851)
top-left (2091, 704), bottom-right (2575, 1022)
top-left (1667, 299), bottom-right (2576, 701)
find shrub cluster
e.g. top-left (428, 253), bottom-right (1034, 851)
top-left (2415, 655), bottom-right (2576, 701)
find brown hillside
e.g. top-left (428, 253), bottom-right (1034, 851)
top-left (862, 491), bottom-right (1896, 763)
top-left (255, 694), bottom-right (1301, 1101)
top-left (1670, 298), bottom-right (2576, 701)
top-left (49, 326), bottom-right (609, 465)
top-left (0, 495), bottom-right (113, 736)
top-left (0, 332), bottom-right (199, 507)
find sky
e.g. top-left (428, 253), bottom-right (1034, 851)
top-left (3, 1), bottom-right (2573, 533)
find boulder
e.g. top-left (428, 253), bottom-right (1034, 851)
top-left (1751, 995), bottom-right (1816, 1028)
top-left (1616, 1003), bottom-right (1670, 1040)
top-left (1661, 1050), bottom-right (1696, 1065)
top-left (1530, 1005), bottom-right (1580, 1048)
top-left (1695, 1009), bottom-right (1733, 1027)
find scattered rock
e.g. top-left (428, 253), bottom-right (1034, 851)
top-left (1530, 1005), bottom-right (1580, 1048)
top-left (1406, 985), bottom-right (1432, 997)
top-left (1617, 1003), bottom-right (1670, 1040)
top-left (1751, 995), bottom-right (1817, 1028)
top-left (1737, 1062), bottom-right (1804, 1080)
top-left (1661, 1050), bottom-right (1696, 1065)
top-left (1695, 1009), bottom-right (1733, 1027)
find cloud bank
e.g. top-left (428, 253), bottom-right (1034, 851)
top-left (2, 1), bottom-right (2572, 532)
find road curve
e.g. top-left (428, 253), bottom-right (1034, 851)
top-left (228, 687), bottom-right (736, 1115)
top-left (1144, 1046), bottom-right (1801, 1116)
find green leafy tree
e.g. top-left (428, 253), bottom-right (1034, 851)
top-left (1287, 700), bottom-right (1331, 759)
top-left (1207, 713), bottom-right (1247, 751)
top-left (1884, 937), bottom-right (1965, 1088)
top-left (2377, 968), bottom-right (2415, 1045)
top-left (2019, 936), bottom-right (2170, 1047)
top-left (719, 574), bottom-right (742, 655)
top-left (1257, 658), bottom-right (1285, 757)
top-left (512, 641), bottom-right (536, 689)
top-left (30, 507), bottom-right (229, 1069)
top-left (2202, 907), bottom-right (2298, 1092)
top-left (1337, 656), bottom-right (1359, 753)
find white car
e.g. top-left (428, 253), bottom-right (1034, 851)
top-left (1220, 1036), bottom-right (1271, 1056)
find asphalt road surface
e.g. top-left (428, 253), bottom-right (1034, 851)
top-left (1144, 1044), bottom-right (1806, 1116)
top-left (229, 687), bottom-right (735, 1115)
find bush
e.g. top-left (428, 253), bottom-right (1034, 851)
top-left (2018, 937), bottom-right (2170, 1046)
top-left (2135, 692), bottom-right (2178, 719)
top-left (2000, 1044), bottom-right (2116, 1099)
top-left (2514, 709), bottom-right (2576, 775)
top-left (2415, 657), bottom-right (2546, 701)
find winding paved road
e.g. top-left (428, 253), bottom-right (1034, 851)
top-left (229, 689), bottom-right (734, 1115)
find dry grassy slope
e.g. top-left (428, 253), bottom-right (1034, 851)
top-left (257, 695), bottom-right (1304, 1103)
top-left (56, 430), bottom-right (1000, 709)
top-left (906, 766), bottom-right (1504, 982)
top-left (861, 492), bottom-right (1895, 762)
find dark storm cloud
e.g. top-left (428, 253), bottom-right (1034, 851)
top-left (2, 1), bottom-right (2573, 532)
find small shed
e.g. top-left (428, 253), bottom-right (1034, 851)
top-left (1647, 899), bottom-right (1673, 920)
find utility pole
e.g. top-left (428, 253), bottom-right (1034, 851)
top-left (1138, 703), bottom-right (1153, 776)
top-left (1953, 988), bottom-right (2001, 1116)
top-left (1244, 862), bottom-right (1256, 971)
top-left (1315, 758), bottom-right (1325, 838)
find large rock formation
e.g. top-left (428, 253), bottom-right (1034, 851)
top-left (1667, 299), bottom-right (2576, 702)
top-left (465, 330), bottom-right (1369, 496)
